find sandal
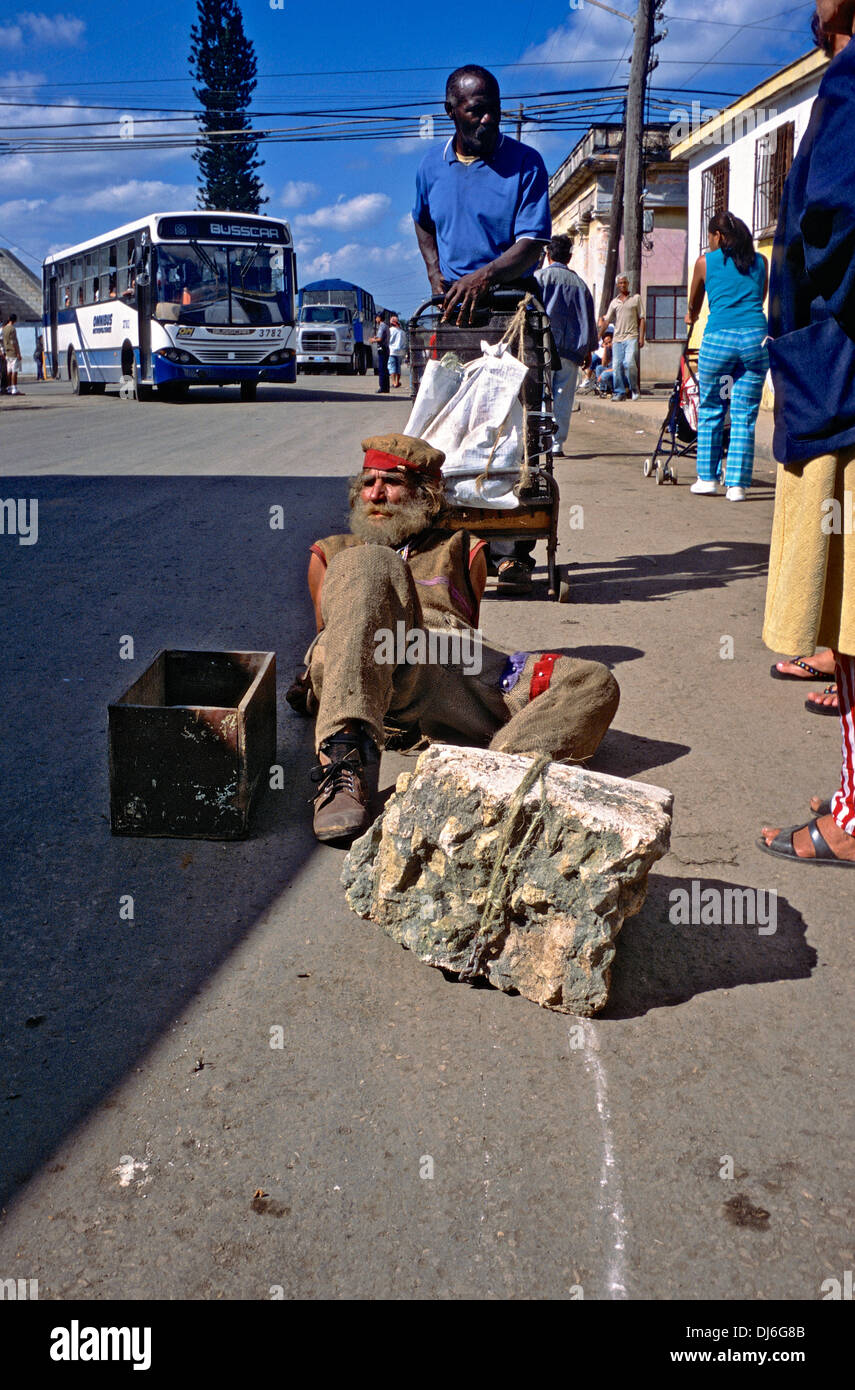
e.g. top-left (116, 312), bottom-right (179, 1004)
top-left (757, 816), bottom-right (855, 867)
top-left (496, 559), bottom-right (534, 594)
top-left (805, 684), bottom-right (839, 715)
top-left (770, 655), bottom-right (833, 681)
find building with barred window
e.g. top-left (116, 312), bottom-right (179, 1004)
top-left (670, 47), bottom-right (828, 408)
top-left (548, 123), bottom-right (689, 385)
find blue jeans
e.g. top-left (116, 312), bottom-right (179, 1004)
top-left (376, 348), bottom-right (389, 392)
top-left (612, 338), bottom-right (639, 398)
top-left (552, 355), bottom-right (579, 449)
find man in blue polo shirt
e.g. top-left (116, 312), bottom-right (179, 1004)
top-left (413, 64), bottom-right (551, 326)
top-left (412, 65), bottom-right (551, 590)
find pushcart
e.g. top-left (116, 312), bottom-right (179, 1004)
top-left (407, 289), bottom-right (570, 602)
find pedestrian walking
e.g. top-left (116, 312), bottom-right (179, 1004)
top-left (535, 235), bottom-right (598, 457)
top-left (759, 1), bottom-right (855, 867)
top-left (34, 332), bottom-right (45, 381)
top-left (388, 315), bottom-right (406, 388)
top-left (600, 275), bottom-right (645, 400)
top-left (2, 313), bottom-right (24, 395)
top-left (686, 212), bottom-right (769, 501)
top-left (370, 312), bottom-right (390, 394)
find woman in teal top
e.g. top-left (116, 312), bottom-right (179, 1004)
top-left (686, 211), bottom-right (769, 500)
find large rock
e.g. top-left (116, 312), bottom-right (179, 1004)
top-left (341, 744), bottom-right (672, 1015)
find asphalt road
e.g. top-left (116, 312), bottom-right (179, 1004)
top-left (0, 375), bottom-right (852, 1301)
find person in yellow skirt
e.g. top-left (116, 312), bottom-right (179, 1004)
top-left (760, 1), bottom-right (855, 865)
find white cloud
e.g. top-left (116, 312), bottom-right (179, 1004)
top-left (52, 179), bottom-right (196, 215)
top-left (398, 212), bottom-right (415, 235)
top-left (296, 192), bottom-right (391, 232)
top-left (293, 234), bottom-right (320, 257)
top-left (0, 196), bottom-right (46, 218)
top-left (281, 179), bottom-right (320, 209)
top-left (0, 12), bottom-right (86, 48)
top-left (302, 238), bottom-right (420, 279)
top-left (520, 0), bottom-right (808, 87)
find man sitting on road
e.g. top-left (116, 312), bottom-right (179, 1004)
top-left (295, 432), bottom-right (620, 843)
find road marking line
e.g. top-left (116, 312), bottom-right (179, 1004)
top-left (580, 1020), bottom-right (628, 1298)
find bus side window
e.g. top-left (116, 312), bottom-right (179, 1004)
top-left (118, 238), bottom-right (135, 296)
top-left (70, 257), bottom-right (83, 307)
top-left (84, 251), bottom-right (98, 303)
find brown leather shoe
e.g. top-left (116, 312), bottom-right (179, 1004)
top-left (310, 732), bottom-right (379, 843)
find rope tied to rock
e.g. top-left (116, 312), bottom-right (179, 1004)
top-left (458, 752), bottom-right (552, 982)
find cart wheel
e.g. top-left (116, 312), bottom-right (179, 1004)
top-left (671, 462), bottom-right (679, 484)
top-left (558, 576), bottom-right (572, 604)
top-left (643, 457), bottom-right (652, 477)
top-left (656, 461), bottom-right (665, 485)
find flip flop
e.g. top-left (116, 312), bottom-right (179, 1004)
top-left (770, 657), bottom-right (831, 681)
top-left (805, 684), bottom-right (839, 715)
top-left (757, 816), bottom-right (855, 867)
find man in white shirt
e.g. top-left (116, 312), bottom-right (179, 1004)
top-left (600, 275), bottom-right (646, 401)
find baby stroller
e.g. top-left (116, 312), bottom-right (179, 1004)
top-left (642, 340), bottom-right (700, 485)
top-left (643, 339), bottom-right (733, 485)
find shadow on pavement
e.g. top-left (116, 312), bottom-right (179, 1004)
top-left (588, 729), bottom-right (690, 779)
top-left (0, 475), bottom-right (343, 1207)
top-left (603, 874), bottom-right (816, 1020)
top-left (568, 540), bottom-right (769, 605)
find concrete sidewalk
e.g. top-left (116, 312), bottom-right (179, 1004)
top-left (574, 386), bottom-right (777, 479)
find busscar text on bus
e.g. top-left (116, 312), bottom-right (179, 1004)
top-left (295, 278), bottom-right (377, 377)
top-left (42, 212), bottom-right (298, 401)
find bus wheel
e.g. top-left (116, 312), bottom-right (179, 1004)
top-left (69, 350), bottom-right (90, 395)
top-left (357, 348), bottom-right (367, 376)
top-left (240, 380), bottom-right (258, 401)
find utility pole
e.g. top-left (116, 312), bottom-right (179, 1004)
top-left (515, 103), bottom-right (523, 142)
top-left (623, 0), bottom-right (655, 298)
top-left (598, 119), bottom-right (626, 321)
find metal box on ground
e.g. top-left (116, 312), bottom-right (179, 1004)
top-left (109, 650), bottom-right (276, 839)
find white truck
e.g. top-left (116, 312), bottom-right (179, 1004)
top-left (295, 303), bottom-right (365, 374)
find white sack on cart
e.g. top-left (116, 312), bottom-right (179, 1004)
top-left (405, 340), bottom-right (530, 510)
top-left (404, 358), bottom-right (464, 439)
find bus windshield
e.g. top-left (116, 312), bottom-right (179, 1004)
top-left (299, 306), bottom-right (351, 324)
top-left (155, 242), bottom-right (290, 325)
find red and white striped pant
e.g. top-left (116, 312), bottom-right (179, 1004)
top-left (831, 654), bottom-right (855, 834)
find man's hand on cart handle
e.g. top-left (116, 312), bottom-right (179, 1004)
top-left (441, 265), bottom-right (496, 324)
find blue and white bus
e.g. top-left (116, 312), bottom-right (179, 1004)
top-left (42, 211), bottom-right (297, 400)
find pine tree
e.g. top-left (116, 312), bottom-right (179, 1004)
top-left (189, 0), bottom-right (266, 213)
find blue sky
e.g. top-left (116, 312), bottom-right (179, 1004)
top-left (0, 1), bottom-right (819, 315)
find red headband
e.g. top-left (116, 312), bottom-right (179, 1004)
top-left (362, 448), bottom-right (441, 478)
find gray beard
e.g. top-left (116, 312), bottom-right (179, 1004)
top-left (349, 495), bottom-right (435, 548)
